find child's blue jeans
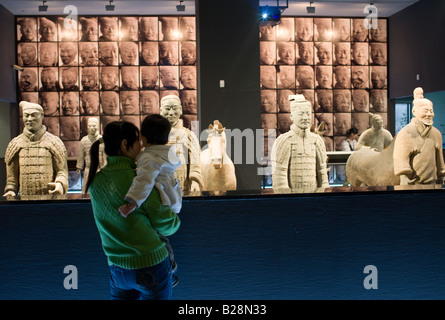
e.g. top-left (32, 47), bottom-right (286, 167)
top-left (109, 258), bottom-right (172, 300)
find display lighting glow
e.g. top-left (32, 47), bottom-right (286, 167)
top-left (173, 30), bottom-right (182, 40)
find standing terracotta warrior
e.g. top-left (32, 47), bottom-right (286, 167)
top-left (394, 87), bottom-right (445, 185)
top-left (271, 94), bottom-right (329, 192)
top-left (76, 117), bottom-right (107, 194)
top-left (160, 95), bottom-right (204, 192)
top-left (3, 101), bottom-right (68, 196)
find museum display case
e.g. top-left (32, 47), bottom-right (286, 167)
top-left (9, 12), bottom-right (443, 197)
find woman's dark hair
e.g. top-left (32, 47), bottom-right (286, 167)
top-left (141, 114), bottom-right (171, 145)
top-left (85, 121), bottom-right (140, 192)
top-left (346, 127), bottom-right (358, 138)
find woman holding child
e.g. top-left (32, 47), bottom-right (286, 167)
top-left (85, 120), bottom-right (181, 300)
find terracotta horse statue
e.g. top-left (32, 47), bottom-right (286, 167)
top-left (345, 137), bottom-right (399, 186)
top-left (200, 120), bottom-right (237, 191)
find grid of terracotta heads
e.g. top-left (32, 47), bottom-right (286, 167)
top-left (16, 16), bottom-right (197, 157)
top-left (260, 17), bottom-right (388, 151)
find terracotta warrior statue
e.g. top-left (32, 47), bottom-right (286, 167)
top-left (76, 117), bottom-right (107, 194)
top-left (356, 113), bottom-right (393, 151)
top-left (159, 95), bottom-right (204, 192)
top-left (271, 94), bottom-right (329, 192)
top-left (3, 101), bottom-right (68, 196)
top-left (346, 87), bottom-right (445, 187)
top-left (394, 87), bottom-right (445, 185)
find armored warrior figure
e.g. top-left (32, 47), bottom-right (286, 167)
top-left (271, 95), bottom-right (329, 192)
top-left (3, 101), bottom-right (68, 196)
top-left (160, 95), bottom-right (204, 192)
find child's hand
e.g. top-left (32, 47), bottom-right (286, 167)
top-left (118, 203), bottom-right (137, 218)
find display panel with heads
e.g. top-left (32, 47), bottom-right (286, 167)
top-left (15, 15), bottom-right (197, 157)
top-left (259, 17), bottom-right (388, 151)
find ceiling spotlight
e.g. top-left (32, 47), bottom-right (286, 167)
top-left (307, 2), bottom-right (315, 14)
top-left (105, 1), bottom-right (115, 11)
top-left (260, 6), bottom-right (281, 23)
top-left (38, 1), bottom-right (48, 12)
top-left (176, 0), bottom-right (185, 12)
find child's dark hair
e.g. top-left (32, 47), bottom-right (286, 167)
top-left (85, 121), bottom-right (140, 192)
top-left (141, 114), bottom-right (171, 145)
top-left (346, 127), bottom-right (358, 138)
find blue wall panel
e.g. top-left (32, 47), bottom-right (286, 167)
top-left (1, 190), bottom-right (445, 300)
